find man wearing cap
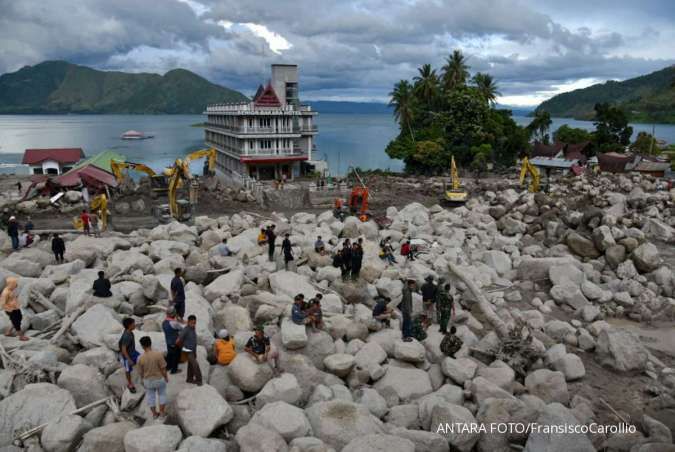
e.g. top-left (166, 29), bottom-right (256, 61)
top-left (7, 216), bottom-right (19, 250)
top-left (162, 307), bottom-right (184, 374)
top-left (214, 329), bottom-right (236, 365)
top-left (398, 278), bottom-right (416, 342)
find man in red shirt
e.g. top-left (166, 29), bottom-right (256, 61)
top-left (80, 210), bottom-right (90, 235)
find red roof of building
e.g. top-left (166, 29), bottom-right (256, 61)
top-left (597, 152), bottom-right (633, 173)
top-left (531, 142), bottom-right (563, 159)
top-left (55, 164), bottom-right (117, 188)
top-left (254, 82), bottom-right (282, 107)
top-left (563, 142), bottom-right (590, 163)
top-left (22, 148), bottom-right (85, 165)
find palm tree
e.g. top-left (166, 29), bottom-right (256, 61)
top-left (527, 110), bottom-right (552, 143)
top-left (389, 80), bottom-right (416, 141)
top-left (442, 50), bottom-right (470, 91)
top-left (473, 72), bottom-right (500, 106)
top-left (413, 64), bottom-right (439, 107)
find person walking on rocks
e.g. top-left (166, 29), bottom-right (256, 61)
top-left (282, 233), bottom-right (294, 270)
top-left (398, 278), bottom-right (416, 342)
top-left (7, 216), bottom-right (19, 251)
top-left (340, 239), bottom-right (352, 281)
top-left (351, 239), bottom-right (363, 280)
top-left (80, 210), bottom-right (90, 236)
top-left (171, 268), bottom-right (186, 319)
top-left (92, 271), bottom-right (112, 298)
top-left (51, 233), bottom-right (66, 264)
top-left (162, 307), bottom-right (183, 374)
top-left (436, 282), bottom-right (455, 334)
top-left (266, 225), bottom-right (277, 262)
top-left (1, 277), bottom-right (28, 341)
top-left (245, 327), bottom-right (278, 371)
top-left (214, 329), bottom-right (236, 365)
top-left (177, 315), bottom-right (202, 385)
top-left (119, 317), bottom-right (139, 393)
top-left (421, 275), bottom-right (437, 321)
top-left (90, 212), bottom-right (100, 237)
top-left (137, 336), bottom-right (168, 419)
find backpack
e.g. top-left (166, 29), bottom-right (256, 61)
top-left (440, 334), bottom-right (463, 357)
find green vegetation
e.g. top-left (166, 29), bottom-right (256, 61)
top-left (552, 125), bottom-right (592, 144)
top-left (385, 50), bottom-right (529, 174)
top-left (592, 103), bottom-right (633, 153)
top-left (536, 65), bottom-right (675, 124)
top-left (0, 61), bottom-right (248, 114)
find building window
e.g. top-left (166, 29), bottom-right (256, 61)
top-left (33, 168), bottom-right (43, 175)
top-left (260, 140), bottom-right (272, 150)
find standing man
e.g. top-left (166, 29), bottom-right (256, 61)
top-left (92, 271), bottom-right (112, 297)
top-left (51, 233), bottom-right (66, 264)
top-left (7, 216), bottom-right (19, 251)
top-left (162, 307), bottom-right (183, 374)
top-left (421, 276), bottom-right (437, 321)
top-left (80, 210), bottom-right (90, 236)
top-left (90, 212), bottom-right (100, 237)
top-left (436, 282), bottom-right (455, 334)
top-left (340, 239), bottom-right (352, 281)
top-left (137, 336), bottom-right (168, 419)
top-left (398, 278), bottom-right (416, 342)
top-left (266, 225), bottom-right (277, 262)
top-left (351, 238), bottom-right (364, 280)
top-left (177, 315), bottom-right (202, 385)
top-left (1, 277), bottom-right (28, 341)
top-left (282, 233), bottom-right (293, 270)
top-left (118, 318), bottom-right (139, 393)
top-left (16, 181), bottom-right (22, 197)
top-left (171, 268), bottom-right (186, 320)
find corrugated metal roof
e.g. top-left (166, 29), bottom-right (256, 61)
top-left (73, 150), bottom-right (126, 173)
top-left (530, 157), bottom-right (578, 168)
top-left (22, 148), bottom-right (84, 165)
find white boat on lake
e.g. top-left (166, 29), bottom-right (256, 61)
top-left (121, 130), bottom-right (154, 140)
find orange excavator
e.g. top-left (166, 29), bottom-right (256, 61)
top-left (335, 167), bottom-right (370, 222)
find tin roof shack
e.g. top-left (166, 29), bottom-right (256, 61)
top-left (597, 152), bottom-right (670, 176)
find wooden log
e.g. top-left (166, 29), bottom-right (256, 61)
top-left (49, 304), bottom-right (87, 345)
top-left (447, 262), bottom-right (509, 338)
top-left (29, 288), bottom-right (64, 316)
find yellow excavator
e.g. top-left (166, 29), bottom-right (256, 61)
top-left (158, 148), bottom-right (217, 221)
top-left (73, 193), bottom-right (109, 231)
top-left (110, 161), bottom-right (157, 183)
top-left (442, 155), bottom-right (469, 205)
top-left (519, 157), bottom-right (541, 193)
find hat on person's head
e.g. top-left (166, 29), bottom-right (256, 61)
top-left (9, 216), bottom-right (15, 221)
top-left (254, 325), bottom-right (264, 332)
top-left (166, 306), bottom-right (176, 316)
top-left (425, 275), bottom-right (434, 282)
top-left (218, 329), bottom-right (229, 338)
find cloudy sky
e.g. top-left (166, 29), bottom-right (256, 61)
top-left (1, 0), bottom-right (674, 106)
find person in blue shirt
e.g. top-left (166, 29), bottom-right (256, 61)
top-left (291, 294), bottom-right (309, 325)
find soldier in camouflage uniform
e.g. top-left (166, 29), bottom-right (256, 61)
top-left (435, 282), bottom-right (455, 334)
top-left (440, 326), bottom-right (463, 358)
top-left (410, 313), bottom-right (430, 341)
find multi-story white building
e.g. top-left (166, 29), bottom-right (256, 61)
top-left (204, 64), bottom-right (318, 181)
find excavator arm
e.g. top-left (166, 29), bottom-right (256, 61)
top-left (519, 157), bottom-right (540, 193)
top-left (111, 161), bottom-right (157, 183)
top-left (184, 148), bottom-right (216, 174)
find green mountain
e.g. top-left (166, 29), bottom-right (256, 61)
top-left (0, 61), bottom-right (248, 114)
top-left (536, 65), bottom-right (675, 124)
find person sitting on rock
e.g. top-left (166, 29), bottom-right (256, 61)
top-left (245, 327), bottom-right (278, 370)
top-left (306, 296), bottom-right (324, 329)
top-left (411, 313), bottom-right (430, 342)
top-left (93, 271), bottom-right (112, 298)
top-left (214, 329), bottom-right (236, 365)
top-left (314, 236), bottom-right (325, 254)
top-left (380, 237), bottom-right (396, 265)
top-left (440, 326), bottom-right (463, 358)
top-left (291, 294), bottom-right (311, 325)
top-left (372, 295), bottom-right (395, 329)
top-left (214, 238), bottom-right (231, 257)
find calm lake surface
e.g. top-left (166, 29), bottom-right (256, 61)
top-left (0, 113), bottom-right (673, 175)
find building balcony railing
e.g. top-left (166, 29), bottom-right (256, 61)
top-left (205, 103), bottom-right (316, 114)
top-left (205, 123), bottom-right (298, 134)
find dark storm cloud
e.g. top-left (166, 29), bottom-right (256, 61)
top-left (1, 0), bottom-right (673, 104)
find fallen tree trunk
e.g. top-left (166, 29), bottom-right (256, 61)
top-left (447, 262), bottom-right (510, 338)
top-left (49, 304), bottom-right (87, 345)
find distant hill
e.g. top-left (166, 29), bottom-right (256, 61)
top-left (536, 65), bottom-right (675, 124)
top-left (0, 61), bottom-right (248, 114)
top-left (305, 101), bottom-right (393, 114)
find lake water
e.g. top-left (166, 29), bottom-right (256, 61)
top-left (0, 113), bottom-right (673, 175)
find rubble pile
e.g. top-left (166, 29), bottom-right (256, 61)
top-left (0, 171), bottom-right (673, 451)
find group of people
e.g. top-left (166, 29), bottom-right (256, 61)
top-left (332, 238), bottom-right (364, 280)
top-left (5, 215), bottom-right (34, 251)
top-left (291, 293), bottom-right (324, 329)
top-left (370, 274), bottom-right (463, 357)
